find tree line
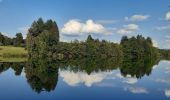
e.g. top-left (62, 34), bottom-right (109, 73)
top-left (1, 18), bottom-right (169, 60)
top-left (0, 32), bottom-right (25, 47)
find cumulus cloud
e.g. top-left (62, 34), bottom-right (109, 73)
top-left (165, 35), bottom-right (170, 39)
top-left (18, 26), bottom-right (30, 39)
top-left (152, 65), bottom-right (158, 70)
top-left (165, 12), bottom-right (170, 20)
top-left (96, 83), bottom-right (115, 87)
top-left (124, 86), bottom-right (149, 94)
top-left (123, 77), bottom-right (138, 84)
top-left (61, 19), bottom-right (111, 36)
top-left (165, 89), bottom-right (170, 97)
top-left (165, 66), bottom-right (170, 74)
top-left (59, 70), bottom-right (112, 87)
top-left (152, 39), bottom-right (159, 47)
top-left (18, 27), bottom-right (29, 33)
top-left (61, 19), bottom-right (83, 36)
top-left (1, 32), bottom-right (8, 36)
top-left (96, 19), bottom-right (117, 25)
top-left (116, 24), bottom-right (139, 35)
top-left (116, 73), bottom-right (124, 79)
top-left (163, 35), bottom-right (170, 49)
top-left (155, 78), bottom-right (170, 84)
top-left (125, 14), bottom-right (150, 22)
top-left (82, 20), bottom-right (106, 33)
top-left (155, 25), bottom-right (170, 31)
top-left (116, 73), bottom-right (138, 84)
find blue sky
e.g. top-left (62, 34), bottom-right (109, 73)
top-left (0, 0), bottom-right (170, 49)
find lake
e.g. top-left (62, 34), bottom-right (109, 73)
top-left (0, 59), bottom-right (170, 100)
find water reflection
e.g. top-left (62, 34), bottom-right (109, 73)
top-left (120, 57), bottom-right (159, 78)
top-left (0, 56), bottom-right (162, 93)
top-left (25, 59), bottom-right (59, 93)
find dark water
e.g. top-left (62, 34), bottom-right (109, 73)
top-left (0, 58), bottom-right (170, 100)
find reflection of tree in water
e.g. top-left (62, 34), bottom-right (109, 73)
top-left (120, 57), bottom-right (160, 79)
top-left (25, 58), bottom-right (59, 93)
top-left (59, 57), bottom-right (122, 75)
top-left (0, 55), bottom-right (165, 93)
top-left (0, 62), bottom-right (24, 76)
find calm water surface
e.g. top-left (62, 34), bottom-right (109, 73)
top-left (0, 60), bottom-right (170, 100)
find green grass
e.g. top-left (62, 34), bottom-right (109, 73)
top-left (0, 57), bottom-right (27, 62)
top-left (0, 46), bottom-right (28, 62)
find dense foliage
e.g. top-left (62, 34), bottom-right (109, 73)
top-left (55, 35), bottom-right (122, 59)
top-left (120, 35), bottom-right (160, 59)
top-left (1, 18), bottom-right (170, 60)
top-left (26, 18), bottom-right (59, 58)
top-left (0, 55), bottom-right (160, 93)
top-left (159, 49), bottom-right (170, 60)
top-left (0, 32), bottom-right (24, 47)
top-left (25, 18), bottom-right (122, 59)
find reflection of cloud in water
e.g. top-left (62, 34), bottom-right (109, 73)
top-left (165, 67), bottom-right (170, 74)
top-left (155, 78), bottom-right (170, 84)
top-left (165, 89), bottom-right (170, 97)
top-left (59, 70), bottom-right (112, 87)
top-left (152, 65), bottom-right (158, 70)
top-left (161, 61), bottom-right (170, 64)
top-left (60, 70), bottom-right (139, 87)
top-left (96, 83), bottom-right (115, 88)
top-left (116, 73), bottom-right (138, 84)
top-left (123, 78), bottom-right (138, 84)
top-left (124, 86), bottom-right (149, 94)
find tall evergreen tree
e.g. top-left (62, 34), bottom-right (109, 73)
top-left (26, 18), bottom-right (59, 58)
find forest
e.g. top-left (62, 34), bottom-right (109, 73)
top-left (0, 18), bottom-right (170, 60)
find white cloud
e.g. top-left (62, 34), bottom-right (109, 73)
top-left (59, 70), bottom-right (112, 87)
top-left (155, 78), bottom-right (170, 84)
top-left (165, 12), bottom-right (170, 20)
top-left (152, 65), bottom-right (158, 70)
top-left (82, 20), bottom-right (106, 33)
top-left (116, 73), bottom-right (124, 79)
top-left (116, 73), bottom-right (138, 84)
top-left (61, 19), bottom-right (83, 36)
top-left (61, 19), bottom-right (111, 36)
top-left (122, 74), bottom-right (138, 84)
top-left (96, 83), bottom-right (115, 87)
top-left (155, 25), bottom-right (170, 31)
top-left (18, 26), bottom-right (30, 39)
top-left (163, 35), bottom-right (170, 49)
top-left (165, 89), bottom-right (170, 97)
top-left (125, 14), bottom-right (150, 22)
top-left (1, 32), bottom-right (8, 36)
top-left (124, 86), bottom-right (149, 94)
top-left (165, 35), bottom-right (170, 39)
top-left (165, 66), bottom-right (170, 74)
top-left (124, 24), bottom-right (139, 30)
top-left (123, 77), bottom-right (138, 84)
top-left (153, 39), bottom-right (159, 47)
top-left (18, 27), bottom-right (29, 33)
top-left (96, 19), bottom-right (117, 25)
top-left (116, 24), bottom-right (139, 35)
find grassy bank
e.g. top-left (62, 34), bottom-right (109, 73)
top-left (0, 46), bottom-right (27, 62)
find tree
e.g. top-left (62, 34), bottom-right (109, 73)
top-left (14, 33), bottom-right (24, 47)
top-left (0, 33), bottom-right (5, 45)
top-left (146, 37), bottom-right (153, 46)
top-left (120, 35), bottom-right (159, 59)
top-left (120, 36), bottom-right (128, 45)
top-left (0, 32), bottom-right (13, 46)
top-left (86, 35), bottom-right (94, 42)
top-left (45, 20), bottom-right (59, 42)
top-left (26, 18), bottom-right (59, 58)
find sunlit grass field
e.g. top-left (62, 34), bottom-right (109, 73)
top-left (0, 46), bottom-right (27, 62)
